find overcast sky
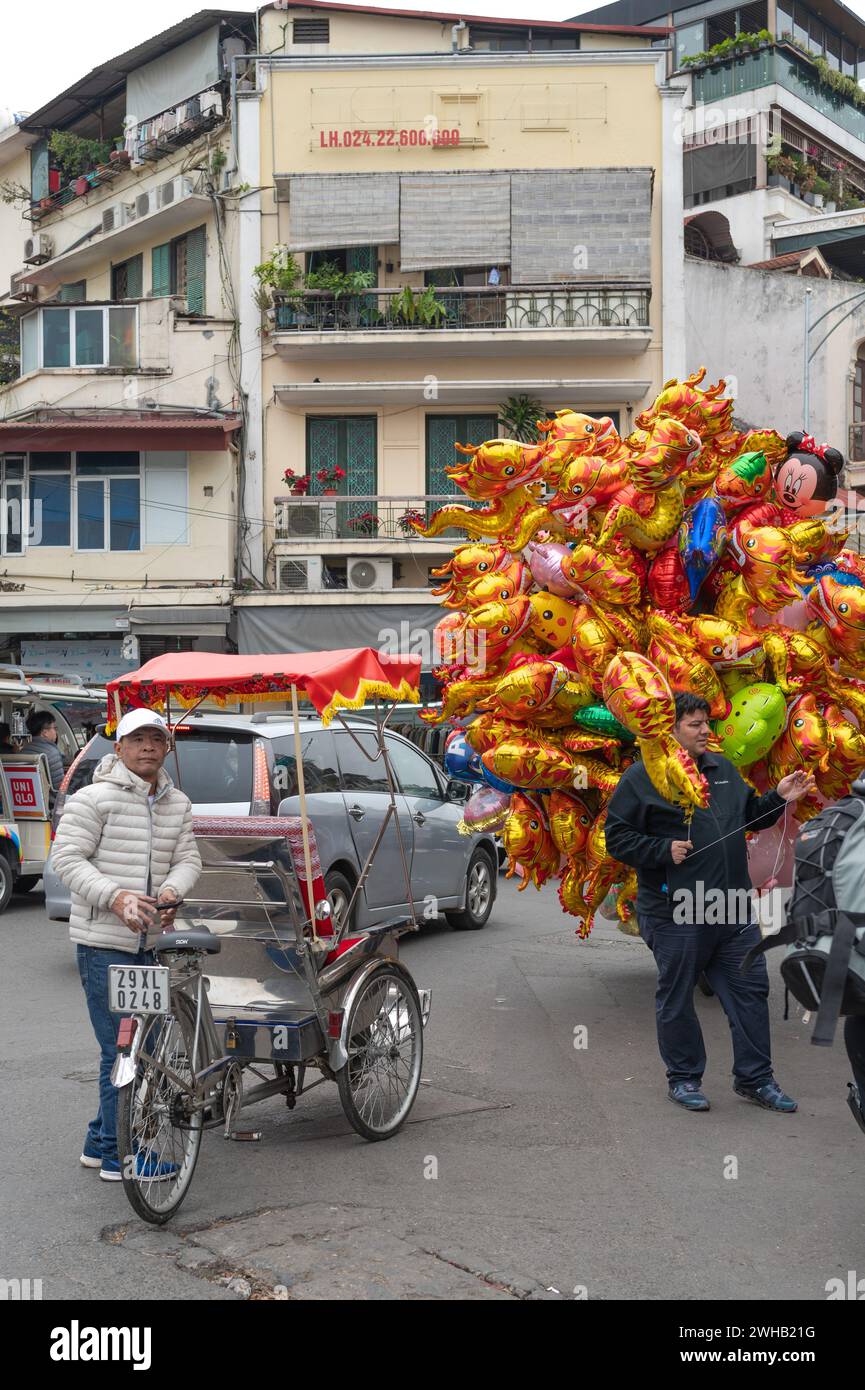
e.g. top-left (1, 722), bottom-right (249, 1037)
top-left (3, 0), bottom-right (865, 117)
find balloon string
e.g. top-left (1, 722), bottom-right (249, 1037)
top-left (680, 801), bottom-right (793, 858)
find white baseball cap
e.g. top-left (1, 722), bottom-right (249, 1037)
top-left (115, 708), bottom-right (170, 742)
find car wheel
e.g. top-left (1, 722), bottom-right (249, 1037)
top-left (325, 870), bottom-right (355, 935)
top-left (0, 855), bottom-right (14, 913)
top-left (446, 849), bottom-right (495, 931)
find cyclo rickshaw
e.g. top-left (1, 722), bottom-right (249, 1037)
top-left (103, 648), bottom-right (430, 1225)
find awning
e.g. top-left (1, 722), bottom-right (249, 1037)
top-left (273, 378), bottom-right (653, 406)
top-left (283, 174), bottom-right (400, 250)
top-left (129, 604), bottom-right (231, 637)
top-left (0, 415), bottom-right (241, 452)
top-left (0, 607), bottom-right (127, 634)
top-left (236, 602), bottom-right (445, 670)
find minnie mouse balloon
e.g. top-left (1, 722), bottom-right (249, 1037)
top-left (773, 431), bottom-right (844, 519)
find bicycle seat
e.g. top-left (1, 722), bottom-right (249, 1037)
top-left (156, 930), bottom-right (222, 955)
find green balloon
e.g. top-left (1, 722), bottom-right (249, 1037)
top-left (573, 704), bottom-right (636, 742)
top-left (714, 682), bottom-right (787, 767)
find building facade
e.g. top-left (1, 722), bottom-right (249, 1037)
top-left (234, 1), bottom-right (682, 663)
top-left (0, 11), bottom-right (256, 672)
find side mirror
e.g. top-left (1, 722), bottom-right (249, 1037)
top-left (446, 779), bottom-right (471, 803)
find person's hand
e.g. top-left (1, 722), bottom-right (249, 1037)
top-left (111, 891), bottom-right (158, 934)
top-left (777, 770), bottom-right (816, 802)
top-left (671, 840), bottom-right (693, 865)
top-left (156, 887), bottom-right (180, 930)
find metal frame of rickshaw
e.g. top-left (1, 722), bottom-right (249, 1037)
top-left (108, 667), bottom-right (430, 1198)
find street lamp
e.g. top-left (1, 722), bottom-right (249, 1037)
top-left (804, 285), bottom-right (865, 432)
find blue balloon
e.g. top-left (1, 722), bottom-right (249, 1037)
top-left (479, 763), bottom-right (518, 794)
top-left (678, 497), bottom-right (728, 603)
top-left (444, 733), bottom-right (484, 783)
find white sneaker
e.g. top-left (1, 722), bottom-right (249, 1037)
top-left (79, 1153), bottom-right (102, 1169)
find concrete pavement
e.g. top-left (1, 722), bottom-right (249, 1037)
top-left (1, 879), bottom-right (860, 1300)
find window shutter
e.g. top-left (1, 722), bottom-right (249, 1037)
top-left (31, 140), bottom-right (49, 203)
top-left (143, 451), bottom-right (188, 544)
top-left (57, 281), bottom-right (86, 303)
top-left (151, 243), bottom-right (171, 298)
top-left (185, 226), bottom-right (206, 314)
top-left (125, 255), bottom-right (143, 299)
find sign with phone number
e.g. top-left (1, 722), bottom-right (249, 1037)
top-left (318, 128), bottom-right (461, 148)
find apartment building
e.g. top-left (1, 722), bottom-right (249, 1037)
top-left (577, 0), bottom-right (865, 488)
top-left (0, 10), bottom-right (256, 673)
top-left (231, 0), bottom-right (683, 662)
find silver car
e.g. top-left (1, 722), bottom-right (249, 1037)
top-left (44, 713), bottom-right (497, 932)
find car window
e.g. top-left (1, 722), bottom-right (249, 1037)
top-left (334, 731), bottom-right (390, 793)
top-left (67, 729), bottom-right (253, 804)
top-left (385, 736), bottom-right (442, 799)
top-left (270, 731), bottom-right (338, 797)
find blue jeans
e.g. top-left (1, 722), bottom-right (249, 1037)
top-left (638, 916), bottom-right (772, 1089)
top-left (76, 943), bottom-right (153, 1162)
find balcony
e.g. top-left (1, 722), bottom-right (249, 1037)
top-left (274, 495), bottom-right (479, 548)
top-left (690, 42), bottom-right (865, 145)
top-left (19, 178), bottom-right (211, 290)
top-left (271, 285), bottom-right (652, 360)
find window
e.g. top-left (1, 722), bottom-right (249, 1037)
top-left (385, 737), bottom-right (442, 800)
top-left (75, 453), bottom-right (140, 552)
top-left (271, 732), bottom-right (339, 798)
top-left (20, 306), bottom-right (137, 370)
top-left (151, 228), bottom-right (205, 313)
top-left (333, 732), bottom-right (390, 793)
top-left (0, 456), bottom-right (25, 556)
top-left (142, 451), bottom-right (189, 545)
top-left (426, 415), bottom-right (498, 497)
top-left (155, 728), bottom-right (253, 805)
top-left (111, 255), bottom-right (143, 300)
top-left (57, 281), bottom-right (86, 303)
top-left (29, 453), bottom-right (71, 548)
top-left (675, 22), bottom-right (706, 67)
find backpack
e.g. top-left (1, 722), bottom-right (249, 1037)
top-left (743, 789), bottom-right (865, 1047)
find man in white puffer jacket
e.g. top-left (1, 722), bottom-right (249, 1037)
top-left (53, 708), bottom-right (201, 1182)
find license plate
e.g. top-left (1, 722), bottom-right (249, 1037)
top-left (109, 965), bottom-right (171, 1016)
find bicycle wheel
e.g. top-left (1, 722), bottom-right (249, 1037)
top-left (336, 964), bottom-right (423, 1142)
top-left (116, 997), bottom-right (203, 1224)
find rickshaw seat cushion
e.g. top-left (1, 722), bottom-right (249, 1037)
top-left (157, 929), bottom-right (222, 954)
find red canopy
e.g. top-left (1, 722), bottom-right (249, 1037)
top-left (106, 648), bottom-right (422, 729)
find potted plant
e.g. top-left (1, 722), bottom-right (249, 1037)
top-left (812, 175), bottom-right (831, 209)
top-left (498, 393), bottom-right (545, 443)
top-left (348, 511), bottom-right (381, 536)
top-left (316, 465), bottom-right (346, 495)
top-left (767, 152), bottom-right (797, 192)
top-left (398, 507), bottom-right (426, 535)
top-left (283, 468), bottom-right (310, 496)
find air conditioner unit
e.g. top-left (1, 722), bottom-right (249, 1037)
top-left (347, 557), bottom-right (393, 592)
top-left (120, 201), bottom-right (137, 226)
top-left (156, 175), bottom-right (193, 209)
top-left (135, 191), bottom-right (151, 218)
top-left (101, 205), bottom-right (119, 233)
top-left (281, 503), bottom-right (319, 539)
top-left (10, 274), bottom-right (36, 302)
top-left (23, 233), bottom-right (53, 265)
top-left (276, 556), bottom-right (324, 592)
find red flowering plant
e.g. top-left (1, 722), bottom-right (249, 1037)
top-left (348, 511), bottom-right (381, 535)
top-left (316, 465), bottom-right (346, 489)
top-left (284, 468), bottom-right (310, 495)
top-left (398, 507), bottom-right (426, 535)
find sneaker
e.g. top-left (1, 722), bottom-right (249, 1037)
top-left (99, 1152), bottom-right (179, 1183)
top-left (668, 1081), bottom-right (710, 1111)
top-left (79, 1152), bottom-right (102, 1169)
top-left (734, 1079), bottom-right (797, 1112)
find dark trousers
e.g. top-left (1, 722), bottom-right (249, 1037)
top-left (845, 1015), bottom-right (865, 1098)
top-left (638, 916), bottom-right (772, 1088)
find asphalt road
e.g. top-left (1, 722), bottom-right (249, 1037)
top-left (1, 878), bottom-right (861, 1301)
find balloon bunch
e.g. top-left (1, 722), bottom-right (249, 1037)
top-left (420, 368), bottom-right (865, 937)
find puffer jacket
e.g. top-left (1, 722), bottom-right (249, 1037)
top-left (52, 754), bottom-right (202, 953)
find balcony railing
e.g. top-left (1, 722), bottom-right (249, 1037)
top-left (275, 494), bottom-right (482, 543)
top-left (690, 42), bottom-right (865, 143)
top-left (273, 284), bottom-right (651, 334)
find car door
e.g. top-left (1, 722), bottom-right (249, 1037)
top-left (384, 734), bottom-right (467, 905)
top-left (332, 729), bottom-right (415, 915)
top-left (272, 728), bottom-right (357, 897)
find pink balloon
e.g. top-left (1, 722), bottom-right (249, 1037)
top-left (525, 540), bottom-right (574, 597)
top-left (747, 818), bottom-right (799, 890)
top-left (462, 786), bottom-right (510, 830)
top-left (750, 600), bottom-right (811, 631)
